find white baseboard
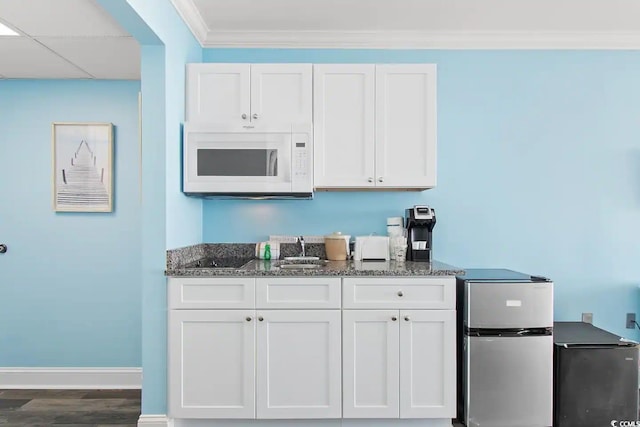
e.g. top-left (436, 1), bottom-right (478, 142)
top-left (138, 415), bottom-right (172, 427)
top-left (0, 367), bottom-right (142, 389)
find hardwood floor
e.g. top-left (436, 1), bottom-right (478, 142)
top-left (0, 389), bottom-right (140, 426)
top-left (0, 389), bottom-right (465, 426)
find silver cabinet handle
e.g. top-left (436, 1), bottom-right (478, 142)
top-left (258, 316), bottom-right (264, 322)
top-left (391, 316), bottom-right (398, 321)
top-left (252, 113), bottom-right (259, 120)
top-left (368, 177), bottom-right (373, 183)
top-left (378, 177), bottom-right (384, 182)
top-left (404, 316), bottom-right (410, 321)
top-left (397, 291), bottom-right (404, 297)
top-left (246, 317), bottom-right (252, 322)
top-left (0, 244), bottom-right (6, 254)
top-left (242, 114), bottom-right (247, 120)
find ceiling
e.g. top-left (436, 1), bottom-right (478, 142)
top-left (0, 0), bottom-right (140, 79)
top-left (171, 0), bottom-right (640, 48)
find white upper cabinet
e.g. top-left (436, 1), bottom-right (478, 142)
top-left (314, 64), bottom-right (376, 188)
top-left (376, 65), bottom-right (437, 188)
top-left (251, 64), bottom-right (312, 124)
top-left (314, 64), bottom-right (437, 190)
top-left (186, 63), bottom-right (312, 125)
top-left (186, 63), bottom-right (251, 125)
top-left (256, 310), bottom-right (342, 419)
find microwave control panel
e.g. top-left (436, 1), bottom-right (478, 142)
top-left (292, 134), bottom-right (312, 192)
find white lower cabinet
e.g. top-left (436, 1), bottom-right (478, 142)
top-left (168, 276), bottom-right (455, 421)
top-left (343, 310), bottom-right (400, 418)
top-left (343, 309), bottom-right (456, 419)
top-left (400, 309), bottom-right (456, 418)
top-left (257, 310), bottom-right (342, 419)
top-left (168, 310), bottom-right (256, 419)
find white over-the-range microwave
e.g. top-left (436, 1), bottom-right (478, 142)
top-left (183, 123), bottom-right (313, 198)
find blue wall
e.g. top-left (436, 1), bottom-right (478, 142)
top-left (202, 49), bottom-right (640, 341)
top-left (122, 0), bottom-right (203, 249)
top-left (0, 80), bottom-right (142, 367)
top-left (99, 0), bottom-right (203, 415)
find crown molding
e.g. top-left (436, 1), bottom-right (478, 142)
top-left (168, 0), bottom-right (640, 50)
top-left (195, 30), bottom-right (640, 50)
top-left (170, 0), bottom-right (209, 43)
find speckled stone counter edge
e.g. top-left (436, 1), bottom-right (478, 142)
top-left (166, 243), bottom-right (207, 270)
top-left (167, 244), bottom-right (464, 277)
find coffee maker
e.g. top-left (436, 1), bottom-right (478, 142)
top-left (405, 205), bottom-right (436, 262)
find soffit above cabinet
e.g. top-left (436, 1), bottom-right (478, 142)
top-left (171, 0), bottom-right (640, 49)
top-left (0, 0), bottom-right (140, 79)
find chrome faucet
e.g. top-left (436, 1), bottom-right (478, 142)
top-left (297, 235), bottom-right (306, 257)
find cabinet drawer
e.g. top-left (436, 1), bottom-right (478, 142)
top-left (168, 278), bottom-right (255, 309)
top-left (343, 277), bottom-right (455, 309)
top-left (256, 278), bottom-right (341, 309)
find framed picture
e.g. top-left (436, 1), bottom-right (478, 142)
top-left (52, 122), bottom-right (113, 212)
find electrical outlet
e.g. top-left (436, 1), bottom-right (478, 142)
top-left (582, 313), bottom-right (593, 324)
top-left (626, 313), bottom-right (636, 329)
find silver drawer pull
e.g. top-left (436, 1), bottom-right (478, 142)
top-left (246, 317), bottom-right (252, 322)
top-left (391, 316), bottom-right (397, 321)
top-left (397, 291), bottom-right (404, 297)
top-left (404, 316), bottom-right (410, 321)
top-left (258, 316), bottom-right (264, 322)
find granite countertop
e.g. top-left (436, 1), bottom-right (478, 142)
top-left (166, 243), bottom-right (464, 277)
top-left (167, 259), bottom-right (463, 277)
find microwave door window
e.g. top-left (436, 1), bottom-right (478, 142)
top-left (197, 149), bottom-right (279, 177)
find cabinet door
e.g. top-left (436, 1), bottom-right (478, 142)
top-left (375, 64), bottom-right (437, 188)
top-left (168, 310), bottom-right (255, 419)
top-left (251, 64), bottom-right (312, 124)
top-left (399, 309), bottom-right (455, 418)
top-left (256, 310), bottom-right (341, 419)
top-left (314, 64), bottom-right (375, 188)
top-left (186, 63), bottom-right (251, 125)
top-left (343, 310), bottom-right (400, 418)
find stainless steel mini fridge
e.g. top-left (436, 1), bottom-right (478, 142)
top-left (456, 269), bottom-right (554, 427)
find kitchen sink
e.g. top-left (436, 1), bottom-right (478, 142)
top-left (283, 256), bottom-right (321, 262)
top-left (272, 259), bottom-right (328, 269)
top-left (279, 264), bottom-right (324, 269)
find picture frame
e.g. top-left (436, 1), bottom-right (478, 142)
top-left (52, 122), bottom-right (114, 212)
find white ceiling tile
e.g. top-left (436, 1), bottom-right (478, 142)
top-left (37, 36), bottom-right (140, 79)
top-left (0, 37), bottom-right (91, 78)
top-left (0, 20), bottom-right (19, 35)
top-left (0, 0), bottom-right (130, 37)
